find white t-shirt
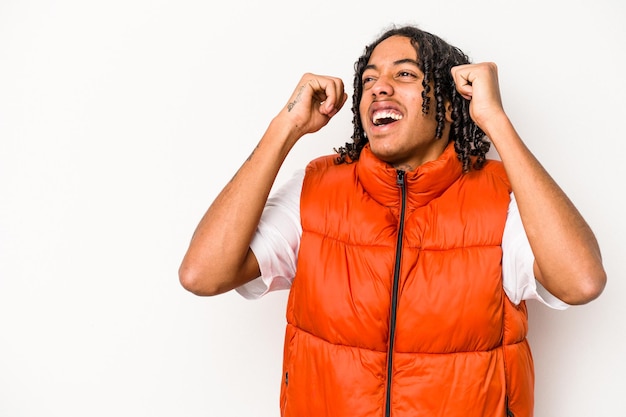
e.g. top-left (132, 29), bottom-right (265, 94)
top-left (237, 169), bottom-right (568, 310)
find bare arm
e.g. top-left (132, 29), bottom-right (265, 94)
top-left (178, 74), bottom-right (347, 296)
top-left (451, 63), bottom-right (606, 305)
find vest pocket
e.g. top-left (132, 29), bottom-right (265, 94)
top-left (280, 371), bottom-right (289, 415)
top-left (280, 326), bottom-right (298, 415)
top-left (506, 396), bottom-right (514, 417)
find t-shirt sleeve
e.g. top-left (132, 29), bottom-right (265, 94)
top-left (235, 170), bottom-right (304, 300)
top-left (502, 193), bottom-right (569, 310)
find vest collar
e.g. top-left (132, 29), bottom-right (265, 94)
top-left (356, 141), bottom-right (463, 210)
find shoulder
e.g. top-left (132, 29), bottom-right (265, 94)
top-left (305, 154), bottom-right (340, 173)
top-left (304, 154), bottom-right (356, 183)
top-left (467, 158), bottom-right (511, 190)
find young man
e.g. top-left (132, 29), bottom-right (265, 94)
top-left (179, 25), bottom-right (606, 417)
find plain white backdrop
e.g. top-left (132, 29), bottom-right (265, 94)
top-left (1, 0), bottom-right (624, 416)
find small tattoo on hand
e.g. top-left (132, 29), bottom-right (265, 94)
top-left (287, 85), bottom-right (305, 112)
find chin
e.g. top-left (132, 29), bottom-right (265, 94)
top-left (369, 147), bottom-right (403, 167)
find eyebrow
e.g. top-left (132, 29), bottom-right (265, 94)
top-left (364, 58), bottom-right (420, 72)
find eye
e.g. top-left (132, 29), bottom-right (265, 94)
top-left (362, 75), bottom-right (376, 85)
top-left (397, 70), bottom-right (417, 79)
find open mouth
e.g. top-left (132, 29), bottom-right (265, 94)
top-left (372, 110), bottom-right (403, 126)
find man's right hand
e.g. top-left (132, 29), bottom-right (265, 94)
top-left (276, 73), bottom-right (348, 138)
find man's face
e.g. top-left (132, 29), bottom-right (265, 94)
top-left (359, 35), bottom-right (450, 171)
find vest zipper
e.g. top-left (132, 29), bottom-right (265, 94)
top-left (385, 170), bottom-right (406, 417)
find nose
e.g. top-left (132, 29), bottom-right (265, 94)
top-left (371, 75), bottom-right (394, 97)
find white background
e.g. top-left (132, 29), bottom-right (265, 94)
top-left (1, 0), bottom-right (625, 416)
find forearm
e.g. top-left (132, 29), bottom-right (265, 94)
top-left (179, 73), bottom-right (347, 296)
top-left (179, 118), bottom-right (300, 296)
top-left (486, 113), bottom-right (606, 304)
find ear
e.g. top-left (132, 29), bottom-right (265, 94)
top-left (444, 101), bottom-right (453, 123)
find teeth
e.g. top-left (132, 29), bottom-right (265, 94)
top-left (373, 110), bottom-right (402, 125)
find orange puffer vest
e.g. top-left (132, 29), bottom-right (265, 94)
top-left (280, 143), bottom-right (534, 417)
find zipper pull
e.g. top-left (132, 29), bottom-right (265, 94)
top-left (396, 170), bottom-right (405, 187)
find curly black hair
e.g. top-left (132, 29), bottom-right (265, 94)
top-left (335, 25), bottom-right (490, 172)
